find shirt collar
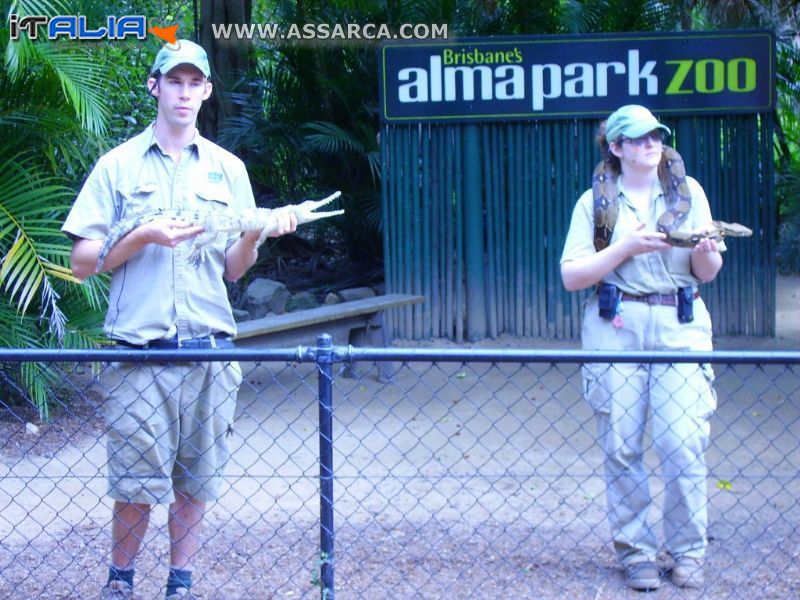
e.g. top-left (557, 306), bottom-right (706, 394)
top-left (616, 176), bottom-right (665, 202)
top-left (134, 122), bottom-right (205, 158)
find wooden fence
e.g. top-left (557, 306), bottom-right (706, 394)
top-left (381, 114), bottom-right (775, 341)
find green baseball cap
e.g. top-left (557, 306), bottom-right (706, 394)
top-left (150, 40), bottom-right (211, 77)
top-left (605, 104), bottom-right (670, 143)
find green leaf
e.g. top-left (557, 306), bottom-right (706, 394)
top-left (716, 479), bottom-right (733, 491)
top-left (303, 121), bottom-right (365, 155)
top-left (0, 1), bottom-right (109, 418)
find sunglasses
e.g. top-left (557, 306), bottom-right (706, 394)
top-left (619, 130), bottom-right (666, 146)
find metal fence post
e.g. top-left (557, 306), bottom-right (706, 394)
top-left (316, 334), bottom-right (335, 599)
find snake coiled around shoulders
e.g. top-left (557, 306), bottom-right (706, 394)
top-left (592, 146), bottom-right (691, 251)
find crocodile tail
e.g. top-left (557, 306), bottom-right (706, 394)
top-left (95, 212), bottom-right (160, 272)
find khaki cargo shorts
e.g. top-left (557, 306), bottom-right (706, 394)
top-left (103, 360), bottom-right (243, 504)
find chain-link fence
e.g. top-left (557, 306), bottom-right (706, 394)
top-left (1, 342), bottom-right (798, 599)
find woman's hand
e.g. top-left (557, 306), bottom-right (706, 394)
top-left (690, 226), bottom-right (723, 282)
top-left (561, 223), bottom-right (668, 292)
top-left (692, 237), bottom-right (719, 254)
top-left (618, 222), bottom-right (671, 258)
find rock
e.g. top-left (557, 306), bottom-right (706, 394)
top-left (242, 278), bottom-right (290, 318)
top-left (286, 291), bottom-right (320, 312)
top-left (338, 286), bottom-right (376, 302)
top-left (232, 308), bottom-right (250, 322)
top-left (324, 292), bottom-right (340, 305)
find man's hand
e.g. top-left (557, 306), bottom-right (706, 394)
top-left (139, 219), bottom-right (205, 247)
top-left (71, 219), bottom-right (206, 280)
top-left (265, 206), bottom-right (298, 238)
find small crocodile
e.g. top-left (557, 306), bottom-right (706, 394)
top-left (96, 191), bottom-right (343, 272)
top-left (665, 220), bottom-right (753, 248)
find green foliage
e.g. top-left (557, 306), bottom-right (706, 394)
top-left (6, 1), bottom-right (112, 135)
top-left (774, 23), bottom-right (800, 170)
top-left (223, 0), bottom-right (569, 262)
top-left (100, 38), bottom-right (159, 148)
top-left (1, 0), bottom-right (111, 418)
top-left (559, 0), bottom-right (679, 33)
top-left (776, 161), bottom-right (800, 273)
top-left (219, 1), bottom-right (389, 259)
top-left (0, 156), bottom-right (76, 329)
top-left (683, 1), bottom-right (800, 270)
top-left (309, 550), bottom-right (332, 599)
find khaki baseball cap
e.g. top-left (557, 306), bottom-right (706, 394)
top-left (150, 40), bottom-right (211, 77)
top-left (605, 104), bottom-right (670, 142)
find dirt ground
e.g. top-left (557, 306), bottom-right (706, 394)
top-left (0, 277), bottom-right (798, 599)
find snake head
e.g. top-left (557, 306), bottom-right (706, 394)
top-left (712, 220), bottom-right (753, 238)
top-left (665, 221), bottom-right (753, 247)
top-left (291, 191), bottom-right (345, 225)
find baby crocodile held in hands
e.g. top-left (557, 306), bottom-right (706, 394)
top-left (96, 191), bottom-right (343, 272)
top-left (664, 220), bottom-right (753, 248)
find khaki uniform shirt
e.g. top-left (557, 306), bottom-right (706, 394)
top-left (63, 124), bottom-right (255, 344)
top-left (560, 176), bottom-right (725, 296)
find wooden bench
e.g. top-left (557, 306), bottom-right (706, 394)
top-left (234, 293), bottom-right (424, 379)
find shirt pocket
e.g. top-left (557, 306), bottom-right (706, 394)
top-left (193, 185), bottom-right (233, 210)
top-left (663, 245), bottom-right (693, 277)
top-left (116, 182), bottom-right (159, 219)
top-left (193, 186), bottom-right (237, 254)
top-left (661, 216), bottom-right (698, 276)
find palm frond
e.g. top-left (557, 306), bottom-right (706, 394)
top-left (365, 150), bottom-right (381, 185)
top-left (4, 1), bottom-right (110, 135)
top-left (558, 0), bottom-right (606, 33)
top-left (0, 154), bottom-right (77, 333)
top-left (4, 0), bottom-right (69, 75)
top-left (0, 0), bottom-right (111, 420)
top-left (34, 43), bottom-right (111, 135)
top-left (0, 301), bottom-right (57, 419)
top-left (0, 105), bottom-right (84, 136)
top-left (303, 121), bottom-right (365, 154)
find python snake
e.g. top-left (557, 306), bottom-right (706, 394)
top-left (591, 146), bottom-right (751, 250)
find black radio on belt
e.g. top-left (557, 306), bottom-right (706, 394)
top-left (677, 287), bottom-right (695, 323)
top-left (597, 283), bottom-right (620, 320)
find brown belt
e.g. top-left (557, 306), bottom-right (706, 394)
top-left (114, 333), bottom-right (233, 349)
top-left (621, 291), bottom-right (700, 307)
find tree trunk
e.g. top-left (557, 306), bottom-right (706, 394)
top-left (197, 0), bottom-right (252, 141)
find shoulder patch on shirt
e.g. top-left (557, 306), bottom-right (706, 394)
top-left (208, 171), bottom-right (223, 183)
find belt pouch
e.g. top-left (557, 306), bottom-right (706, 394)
top-left (597, 283), bottom-right (620, 320)
top-left (677, 287), bottom-right (695, 323)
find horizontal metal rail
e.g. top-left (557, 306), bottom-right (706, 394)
top-left (2, 347), bottom-right (799, 365)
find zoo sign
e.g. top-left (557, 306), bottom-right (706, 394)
top-left (378, 31), bottom-right (774, 122)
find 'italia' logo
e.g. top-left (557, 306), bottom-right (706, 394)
top-left (9, 14), bottom-right (178, 43)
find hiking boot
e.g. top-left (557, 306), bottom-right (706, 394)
top-left (101, 579), bottom-right (133, 600)
top-left (672, 556), bottom-right (704, 588)
top-left (625, 560), bottom-right (662, 591)
top-left (166, 588), bottom-right (198, 600)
